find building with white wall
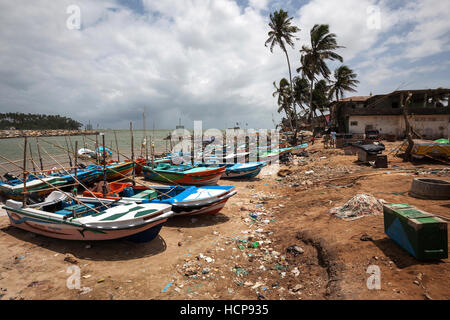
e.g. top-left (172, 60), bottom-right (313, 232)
top-left (331, 89), bottom-right (450, 140)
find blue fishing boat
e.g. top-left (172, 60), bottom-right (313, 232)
top-left (195, 161), bottom-right (266, 179)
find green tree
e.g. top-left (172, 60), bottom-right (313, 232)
top-left (265, 9), bottom-right (300, 133)
top-left (328, 65), bottom-right (359, 102)
top-left (298, 24), bottom-right (343, 128)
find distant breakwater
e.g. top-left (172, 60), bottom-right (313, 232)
top-left (0, 130), bottom-right (99, 139)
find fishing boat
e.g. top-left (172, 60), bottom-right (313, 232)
top-left (195, 162), bottom-right (266, 179)
top-left (0, 176), bottom-right (68, 200)
top-left (48, 165), bottom-right (101, 186)
top-left (96, 146), bottom-right (113, 159)
top-left (80, 182), bottom-right (236, 216)
top-left (256, 143), bottom-right (308, 162)
top-left (142, 163), bottom-right (225, 186)
top-left (2, 191), bottom-right (173, 242)
top-left (96, 161), bottom-right (134, 180)
top-left (77, 148), bottom-right (97, 160)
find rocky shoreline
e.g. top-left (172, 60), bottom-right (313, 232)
top-left (0, 129), bottom-right (99, 139)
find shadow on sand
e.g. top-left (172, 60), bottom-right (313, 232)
top-left (0, 225), bottom-right (167, 261)
top-left (164, 213), bottom-right (230, 228)
top-left (371, 237), bottom-right (445, 269)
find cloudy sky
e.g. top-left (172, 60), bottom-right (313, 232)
top-left (0, 0), bottom-right (449, 129)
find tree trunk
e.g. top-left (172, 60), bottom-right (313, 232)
top-left (403, 92), bottom-right (413, 162)
top-left (282, 44), bottom-right (297, 144)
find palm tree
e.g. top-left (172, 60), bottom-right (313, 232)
top-left (298, 24), bottom-right (343, 127)
top-left (292, 76), bottom-right (310, 115)
top-left (329, 65), bottom-right (359, 102)
top-left (273, 78), bottom-right (295, 130)
top-left (265, 10), bottom-right (300, 130)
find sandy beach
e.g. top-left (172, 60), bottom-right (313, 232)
top-left (0, 138), bottom-right (448, 300)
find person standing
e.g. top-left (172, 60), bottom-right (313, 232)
top-left (331, 130), bottom-right (336, 148)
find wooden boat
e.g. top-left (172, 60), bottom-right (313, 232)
top-left (400, 139), bottom-right (450, 159)
top-left (142, 163), bottom-right (225, 186)
top-left (0, 176), bottom-right (68, 200)
top-left (48, 166), bottom-right (101, 186)
top-left (96, 161), bottom-right (134, 180)
top-left (2, 191), bottom-right (173, 241)
top-left (134, 157), bottom-right (147, 175)
top-left (256, 143), bottom-right (308, 162)
top-left (80, 182), bottom-right (236, 216)
top-left (195, 162), bottom-right (266, 179)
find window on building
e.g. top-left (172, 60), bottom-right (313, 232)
top-left (392, 101), bottom-right (399, 108)
top-left (350, 121), bottom-right (358, 126)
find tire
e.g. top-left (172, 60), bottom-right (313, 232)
top-left (410, 178), bottom-right (450, 200)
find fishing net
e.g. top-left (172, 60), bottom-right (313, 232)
top-left (329, 193), bottom-right (385, 221)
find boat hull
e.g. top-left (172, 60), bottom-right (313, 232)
top-left (142, 166), bottom-right (225, 186)
top-left (4, 204), bottom-right (171, 241)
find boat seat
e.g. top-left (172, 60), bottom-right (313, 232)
top-left (55, 203), bottom-right (95, 217)
top-left (130, 189), bottom-right (158, 200)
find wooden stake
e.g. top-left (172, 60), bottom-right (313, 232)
top-left (29, 143), bottom-right (36, 172)
top-left (114, 130), bottom-right (120, 162)
top-left (36, 137), bottom-right (44, 171)
top-left (23, 137), bottom-right (28, 207)
top-left (102, 133), bottom-right (107, 197)
top-left (130, 122), bottom-right (135, 186)
top-left (64, 137), bottom-right (73, 168)
top-left (74, 141), bottom-right (78, 196)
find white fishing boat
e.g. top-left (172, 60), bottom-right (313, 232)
top-left (3, 191), bottom-right (173, 242)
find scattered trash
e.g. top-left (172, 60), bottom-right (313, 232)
top-left (80, 287), bottom-right (92, 295)
top-left (292, 284), bottom-right (303, 292)
top-left (329, 193), bottom-right (385, 220)
top-left (85, 244), bottom-right (91, 249)
top-left (15, 256), bottom-right (25, 260)
top-left (252, 282), bottom-right (264, 290)
top-left (161, 282), bottom-right (173, 293)
top-left (82, 275), bottom-right (92, 279)
top-left (64, 254), bottom-right (78, 264)
top-left (360, 234), bottom-right (373, 241)
top-left (257, 292), bottom-right (266, 300)
top-left (178, 242), bottom-right (183, 247)
top-left (97, 278), bottom-right (105, 283)
top-left (27, 281), bottom-right (45, 288)
top-left (234, 268), bottom-right (248, 276)
top-left (305, 170), bottom-right (314, 175)
top-left (286, 245), bottom-right (304, 256)
top-left (252, 241), bottom-right (259, 248)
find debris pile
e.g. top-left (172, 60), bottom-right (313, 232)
top-left (329, 193), bottom-right (385, 220)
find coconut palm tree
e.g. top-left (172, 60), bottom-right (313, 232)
top-left (329, 65), bottom-right (359, 102)
top-left (273, 78), bottom-right (295, 129)
top-left (298, 24), bottom-right (343, 127)
top-left (265, 10), bottom-right (300, 131)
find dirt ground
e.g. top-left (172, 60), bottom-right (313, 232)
top-left (0, 139), bottom-right (449, 300)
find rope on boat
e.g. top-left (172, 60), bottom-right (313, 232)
top-left (37, 142), bottom-right (111, 210)
top-left (0, 153), bottom-right (101, 214)
top-left (39, 137), bottom-right (181, 199)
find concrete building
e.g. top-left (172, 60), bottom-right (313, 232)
top-left (330, 89), bottom-right (450, 140)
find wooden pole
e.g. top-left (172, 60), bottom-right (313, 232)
top-left (114, 130), bottom-right (120, 162)
top-left (95, 135), bottom-right (99, 165)
top-left (256, 132), bottom-right (260, 162)
top-left (245, 135), bottom-right (249, 163)
top-left (35, 137), bottom-right (44, 171)
top-left (130, 122), bottom-right (135, 186)
top-left (234, 134), bottom-right (237, 164)
top-left (64, 137), bottom-right (73, 168)
top-left (28, 143), bottom-right (36, 172)
top-left (102, 133), bottom-right (107, 197)
top-left (22, 137), bottom-right (28, 207)
top-left (74, 141), bottom-right (78, 196)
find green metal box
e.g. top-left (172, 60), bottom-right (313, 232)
top-left (383, 203), bottom-right (448, 260)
